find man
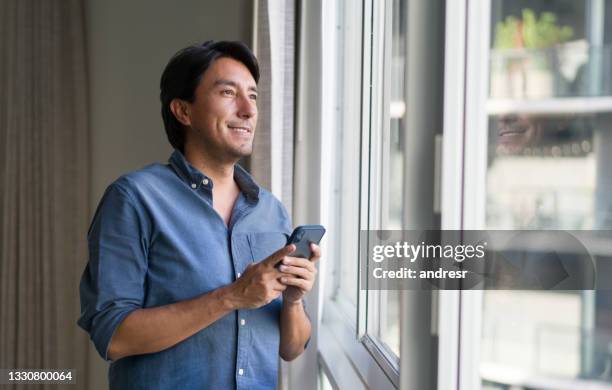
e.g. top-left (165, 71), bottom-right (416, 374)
top-left (78, 41), bottom-right (319, 390)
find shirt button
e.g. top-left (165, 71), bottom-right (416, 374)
top-left (190, 183), bottom-right (197, 189)
top-left (202, 178), bottom-right (209, 185)
top-left (237, 272), bottom-right (241, 278)
top-left (240, 318), bottom-right (246, 326)
top-left (238, 368), bottom-right (244, 376)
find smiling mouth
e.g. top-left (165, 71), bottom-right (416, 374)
top-left (228, 125), bottom-right (252, 134)
top-left (499, 130), bottom-right (525, 137)
top-left (499, 126), bottom-right (527, 137)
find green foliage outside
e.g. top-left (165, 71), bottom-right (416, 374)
top-left (494, 9), bottom-right (574, 49)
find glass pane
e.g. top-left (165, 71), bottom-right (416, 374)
top-left (487, 114), bottom-right (595, 229)
top-left (482, 1), bottom-right (612, 388)
top-left (489, 0), bottom-right (612, 99)
top-left (374, 0), bottom-right (407, 358)
top-left (367, 0), bottom-right (442, 364)
top-left (330, 0), bottom-right (363, 318)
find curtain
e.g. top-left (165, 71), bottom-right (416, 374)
top-left (251, 1), bottom-right (296, 388)
top-left (251, 0), bottom-right (295, 213)
top-left (0, 1), bottom-right (90, 389)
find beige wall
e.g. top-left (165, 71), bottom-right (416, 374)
top-left (87, 0), bottom-right (253, 207)
top-left (84, 1), bottom-right (252, 388)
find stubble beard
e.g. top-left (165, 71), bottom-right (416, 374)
top-left (227, 136), bottom-right (254, 159)
top-left (191, 125), bottom-right (253, 162)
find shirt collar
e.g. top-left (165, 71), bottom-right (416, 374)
top-left (168, 150), bottom-right (260, 203)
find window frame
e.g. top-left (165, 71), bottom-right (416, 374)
top-left (317, 0), bottom-right (399, 388)
top-left (318, 0), bottom-right (460, 388)
top-left (456, 0), bottom-right (491, 389)
top-left (435, 0), bottom-right (470, 388)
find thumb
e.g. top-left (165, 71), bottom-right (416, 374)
top-left (264, 244), bottom-right (296, 267)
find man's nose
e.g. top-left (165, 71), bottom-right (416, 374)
top-left (237, 94), bottom-right (257, 119)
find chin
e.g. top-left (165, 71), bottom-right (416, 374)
top-left (229, 145), bottom-right (253, 159)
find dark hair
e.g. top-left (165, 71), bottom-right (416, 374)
top-left (160, 41), bottom-right (260, 152)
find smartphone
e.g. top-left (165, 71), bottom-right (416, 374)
top-left (286, 224), bottom-right (326, 259)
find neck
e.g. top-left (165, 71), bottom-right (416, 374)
top-left (183, 143), bottom-right (237, 187)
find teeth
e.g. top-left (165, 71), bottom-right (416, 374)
top-left (230, 126), bottom-right (249, 133)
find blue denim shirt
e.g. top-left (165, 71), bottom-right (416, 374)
top-left (78, 150), bottom-right (293, 389)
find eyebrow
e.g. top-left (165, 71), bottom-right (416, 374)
top-left (213, 79), bottom-right (258, 93)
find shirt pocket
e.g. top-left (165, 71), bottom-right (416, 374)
top-left (247, 232), bottom-right (289, 263)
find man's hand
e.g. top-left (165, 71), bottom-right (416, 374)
top-left (106, 245), bottom-right (300, 361)
top-left (225, 245), bottom-right (296, 309)
top-left (279, 243), bottom-right (321, 303)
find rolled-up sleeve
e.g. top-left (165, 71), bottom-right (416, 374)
top-left (77, 182), bottom-right (150, 361)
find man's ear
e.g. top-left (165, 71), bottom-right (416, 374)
top-left (170, 99), bottom-right (192, 127)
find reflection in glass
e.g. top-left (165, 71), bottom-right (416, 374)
top-left (488, 0), bottom-right (612, 99)
top-left (490, 45), bottom-right (612, 99)
top-left (482, 1), bottom-right (612, 388)
top-left (488, 114), bottom-right (595, 230)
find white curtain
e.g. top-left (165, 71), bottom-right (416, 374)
top-left (251, 0), bottom-right (295, 214)
top-left (251, 1), bottom-right (297, 388)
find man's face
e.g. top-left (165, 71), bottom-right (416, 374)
top-left (497, 114), bottom-right (540, 155)
top-left (185, 57), bottom-right (258, 161)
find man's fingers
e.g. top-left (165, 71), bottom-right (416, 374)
top-left (273, 284), bottom-right (288, 292)
top-left (281, 256), bottom-right (316, 273)
top-left (280, 276), bottom-right (309, 290)
top-left (271, 279), bottom-right (288, 291)
top-left (264, 244), bottom-right (296, 267)
top-left (278, 265), bottom-right (314, 281)
top-left (309, 243), bottom-right (321, 262)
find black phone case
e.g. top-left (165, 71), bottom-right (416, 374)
top-left (287, 225), bottom-right (326, 258)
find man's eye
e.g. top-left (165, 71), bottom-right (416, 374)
top-left (250, 94), bottom-right (258, 101)
top-left (222, 89), bottom-right (235, 96)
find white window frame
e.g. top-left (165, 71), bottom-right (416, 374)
top-left (316, 0), bottom-right (471, 387)
top-left (457, 0), bottom-right (491, 388)
top-left (435, 0), bottom-right (470, 387)
top-left (317, 0), bottom-right (398, 387)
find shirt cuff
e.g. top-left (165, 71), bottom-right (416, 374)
top-left (90, 307), bottom-right (138, 362)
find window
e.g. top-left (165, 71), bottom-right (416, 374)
top-left (318, 0), bottom-right (443, 388)
top-left (458, 0), bottom-right (612, 388)
top-left (326, 0), bottom-right (363, 323)
top-left (311, 0), bottom-right (611, 389)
